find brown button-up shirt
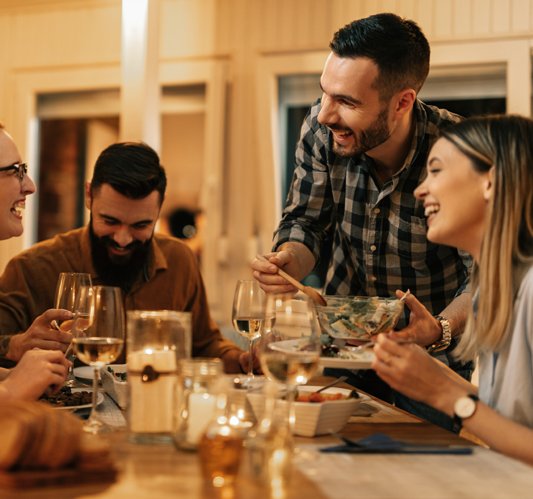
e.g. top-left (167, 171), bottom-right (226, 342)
top-left (0, 227), bottom-right (242, 368)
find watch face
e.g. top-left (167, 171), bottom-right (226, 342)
top-left (455, 396), bottom-right (477, 419)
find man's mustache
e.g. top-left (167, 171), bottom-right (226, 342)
top-left (102, 237), bottom-right (143, 252)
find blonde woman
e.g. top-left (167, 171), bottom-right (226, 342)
top-left (0, 124), bottom-right (71, 401)
top-left (372, 115), bottom-right (533, 464)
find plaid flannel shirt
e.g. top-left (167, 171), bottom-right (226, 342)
top-left (274, 99), bottom-right (472, 366)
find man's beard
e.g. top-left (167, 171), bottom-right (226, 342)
top-left (89, 221), bottom-right (152, 292)
top-left (331, 106), bottom-right (391, 158)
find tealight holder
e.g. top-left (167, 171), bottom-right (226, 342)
top-left (173, 358), bottom-right (223, 450)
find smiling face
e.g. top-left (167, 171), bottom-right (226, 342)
top-left (414, 137), bottom-right (492, 261)
top-left (317, 53), bottom-right (395, 158)
top-left (0, 129), bottom-right (36, 240)
top-left (87, 183), bottom-right (161, 265)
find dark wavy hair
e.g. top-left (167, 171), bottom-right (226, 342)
top-left (330, 13), bottom-right (430, 100)
top-left (90, 142), bottom-right (167, 204)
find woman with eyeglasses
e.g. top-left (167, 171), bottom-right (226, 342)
top-left (0, 123), bottom-right (72, 401)
top-left (371, 115), bottom-right (533, 464)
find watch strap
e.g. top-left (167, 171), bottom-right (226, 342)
top-left (427, 315), bottom-right (452, 353)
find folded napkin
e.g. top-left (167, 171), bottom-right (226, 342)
top-left (321, 433), bottom-right (473, 455)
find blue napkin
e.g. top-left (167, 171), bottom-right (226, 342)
top-left (321, 433), bottom-right (473, 455)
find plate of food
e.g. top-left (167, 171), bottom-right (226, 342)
top-left (316, 296), bottom-right (404, 341)
top-left (268, 338), bottom-right (375, 370)
top-left (319, 343), bottom-right (375, 370)
top-left (39, 386), bottom-right (104, 411)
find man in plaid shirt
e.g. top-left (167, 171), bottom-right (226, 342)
top-left (252, 13), bottom-right (473, 430)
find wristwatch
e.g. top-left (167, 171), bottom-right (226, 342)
top-left (427, 315), bottom-right (452, 353)
top-left (452, 393), bottom-right (479, 433)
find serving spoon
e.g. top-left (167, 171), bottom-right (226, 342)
top-left (314, 375), bottom-right (349, 394)
top-left (256, 254), bottom-right (327, 306)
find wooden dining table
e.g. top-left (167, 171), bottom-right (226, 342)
top-left (4, 376), bottom-right (533, 499)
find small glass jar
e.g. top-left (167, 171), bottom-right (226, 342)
top-left (197, 377), bottom-right (252, 488)
top-left (173, 358), bottom-right (223, 450)
top-left (245, 381), bottom-right (293, 493)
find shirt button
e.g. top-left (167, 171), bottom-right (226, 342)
top-left (370, 244), bottom-right (377, 252)
top-left (374, 208), bottom-right (380, 215)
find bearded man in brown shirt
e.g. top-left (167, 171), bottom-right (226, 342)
top-left (0, 142), bottom-right (246, 373)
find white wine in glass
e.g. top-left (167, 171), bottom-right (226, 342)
top-left (54, 272), bottom-right (92, 386)
top-left (259, 292), bottom-right (321, 425)
top-left (232, 280), bottom-right (267, 380)
top-left (72, 285), bottom-right (125, 434)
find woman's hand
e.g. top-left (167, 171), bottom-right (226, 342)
top-left (371, 333), bottom-right (464, 414)
top-left (0, 349), bottom-right (71, 401)
top-left (392, 290), bottom-right (443, 347)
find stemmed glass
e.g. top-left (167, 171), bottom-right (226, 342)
top-left (259, 292), bottom-right (321, 426)
top-left (54, 272), bottom-right (92, 386)
top-left (71, 285), bottom-right (125, 434)
top-left (231, 280), bottom-right (267, 381)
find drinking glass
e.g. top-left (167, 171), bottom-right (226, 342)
top-left (54, 272), bottom-right (92, 386)
top-left (231, 280), bottom-right (266, 379)
top-left (72, 285), bottom-right (125, 434)
top-left (258, 292), bottom-right (321, 426)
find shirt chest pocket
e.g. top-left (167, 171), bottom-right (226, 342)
top-left (389, 215), bottom-right (430, 270)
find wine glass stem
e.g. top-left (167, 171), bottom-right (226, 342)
top-left (88, 367), bottom-right (100, 426)
top-left (247, 338), bottom-right (255, 377)
top-left (286, 385), bottom-right (296, 430)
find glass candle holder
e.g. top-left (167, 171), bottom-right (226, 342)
top-left (173, 358), bottom-right (223, 450)
top-left (127, 310), bottom-right (192, 444)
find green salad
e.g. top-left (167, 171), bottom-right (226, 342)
top-left (317, 296), bottom-right (404, 340)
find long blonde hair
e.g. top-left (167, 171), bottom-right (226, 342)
top-left (441, 116), bottom-right (533, 360)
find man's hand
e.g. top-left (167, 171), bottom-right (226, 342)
top-left (392, 290), bottom-right (442, 347)
top-left (1, 349), bottom-right (71, 401)
top-left (238, 350), bottom-right (262, 375)
top-left (6, 309), bottom-right (74, 362)
top-left (251, 251), bottom-right (298, 294)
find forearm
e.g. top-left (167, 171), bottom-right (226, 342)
top-left (440, 292), bottom-right (471, 338)
top-left (433, 388), bottom-right (533, 465)
top-left (4, 333), bottom-right (25, 362)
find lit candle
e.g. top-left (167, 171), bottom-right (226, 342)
top-left (186, 392), bottom-right (217, 445)
top-left (128, 348), bottom-right (177, 434)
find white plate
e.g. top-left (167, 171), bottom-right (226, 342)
top-left (51, 388), bottom-right (104, 411)
top-left (319, 347), bottom-right (375, 370)
top-left (267, 339), bottom-right (374, 370)
top-left (73, 366), bottom-right (95, 383)
top-left (268, 338), bottom-right (313, 354)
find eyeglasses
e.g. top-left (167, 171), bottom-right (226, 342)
top-left (0, 163), bottom-right (28, 181)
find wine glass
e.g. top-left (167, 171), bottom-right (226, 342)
top-left (71, 285), bottom-right (125, 434)
top-left (232, 280), bottom-right (267, 384)
top-left (54, 272), bottom-right (92, 386)
top-left (259, 292), bottom-right (321, 426)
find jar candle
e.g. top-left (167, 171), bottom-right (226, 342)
top-left (128, 348), bottom-right (177, 434)
top-left (126, 310), bottom-right (191, 444)
top-left (173, 358), bottom-right (223, 450)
